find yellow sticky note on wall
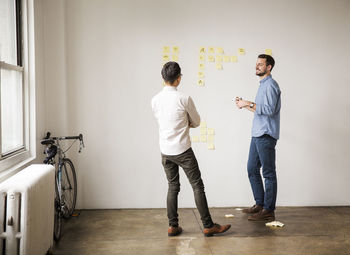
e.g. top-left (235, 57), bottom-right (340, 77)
top-left (199, 55), bottom-right (206, 62)
top-left (207, 135), bottom-right (215, 142)
top-left (238, 48), bottom-right (245, 55)
top-left (231, 56), bottom-right (238, 62)
top-left (198, 72), bottom-right (204, 78)
top-left (200, 128), bottom-right (207, 135)
top-left (199, 47), bottom-right (206, 53)
top-left (208, 55), bottom-right (215, 62)
top-left (163, 46), bottom-right (170, 53)
top-left (207, 128), bottom-right (215, 135)
top-left (223, 56), bottom-right (230, 62)
top-left (172, 55), bottom-right (178, 61)
top-left (173, 46), bottom-right (179, 53)
top-left (216, 55), bottom-right (223, 62)
top-left (198, 80), bottom-right (204, 86)
top-left (208, 143), bottom-right (215, 150)
top-left (216, 63), bottom-right (223, 70)
top-left (217, 47), bottom-right (224, 54)
top-left (208, 47), bottom-right (215, 54)
top-left (199, 63), bottom-right (205, 70)
top-left (200, 122), bottom-right (207, 128)
top-left (200, 135), bottom-right (207, 143)
top-left (191, 136), bottom-right (199, 142)
top-left (163, 55), bottom-right (170, 61)
top-left (265, 49), bottom-right (272, 55)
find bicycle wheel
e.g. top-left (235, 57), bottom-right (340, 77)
top-left (61, 158), bottom-right (77, 218)
top-left (53, 196), bottom-right (62, 241)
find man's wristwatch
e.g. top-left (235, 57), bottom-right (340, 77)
top-left (249, 102), bottom-right (255, 108)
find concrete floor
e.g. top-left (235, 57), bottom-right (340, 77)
top-left (53, 207), bottom-right (350, 255)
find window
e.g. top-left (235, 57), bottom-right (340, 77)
top-left (0, 0), bottom-right (25, 159)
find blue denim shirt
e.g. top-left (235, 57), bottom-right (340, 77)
top-left (252, 75), bottom-right (281, 140)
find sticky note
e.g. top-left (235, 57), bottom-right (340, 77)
top-left (163, 55), bottom-right (170, 61)
top-left (216, 55), bottom-right (223, 62)
top-left (207, 135), bottom-right (214, 142)
top-left (200, 122), bottom-right (207, 128)
top-left (208, 55), bottom-right (215, 62)
top-left (198, 72), bottom-right (204, 78)
top-left (198, 80), bottom-right (205, 86)
top-left (199, 55), bottom-right (206, 62)
top-left (223, 56), bottom-right (230, 62)
top-left (208, 47), bottom-right (215, 54)
top-left (238, 48), bottom-right (245, 55)
top-left (199, 63), bottom-right (205, 70)
top-left (172, 55), bottom-right (178, 61)
top-left (266, 221), bottom-right (284, 227)
top-left (200, 135), bottom-right (207, 143)
top-left (265, 49), bottom-right (272, 55)
top-left (173, 46), bottom-right (179, 53)
top-left (231, 56), bottom-right (238, 62)
top-left (207, 128), bottom-right (215, 135)
top-left (217, 47), bottom-right (224, 54)
top-left (225, 214), bottom-right (234, 218)
top-left (191, 136), bottom-right (199, 142)
top-left (199, 47), bottom-right (206, 53)
top-left (208, 143), bottom-right (215, 150)
top-left (216, 63), bottom-right (223, 70)
top-left (200, 128), bottom-right (207, 135)
top-left (163, 46), bottom-right (170, 53)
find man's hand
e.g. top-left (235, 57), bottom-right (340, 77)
top-left (235, 97), bottom-right (249, 109)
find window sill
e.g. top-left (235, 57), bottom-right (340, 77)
top-left (0, 151), bottom-right (35, 182)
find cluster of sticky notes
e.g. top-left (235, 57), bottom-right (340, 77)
top-left (191, 121), bottom-right (216, 150)
top-left (265, 221), bottom-right (284, 227)
top-left (162, 46), bottom-right (179, 63)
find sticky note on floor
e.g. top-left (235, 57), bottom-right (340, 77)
top-left (199, 47), bottom-right (206, 53)
top-left (208, 47), bottom-right (215, 54)
top-left (198, 80), bottom-right (204, 86)
top-left (238, 48), bottom-right (245, 55)
top-left (191, 136), bottom-right (199, 142)
top-left (198, 72), bottom-right (204, 78)
top-left (200, 122), bottom-right (207, 128)
top-left (216, 63), bottom-right (223, 70)
top-left (207, 143), bottom-right (215, 150)
top-left (217, 47), bottom-right (224, 54)
top-left (265, 49), bottom-right (272, 55)
top-left (200, 135), bottom-right (207, 143)
top-left (199, 63), bottom-right (205, 70)
top-left (199, 55), bottom-right (206, 62)
top-left (266, 221), bottom-right (284, 227)
top-left (225, 214), bottom-right (234, 218)
top-left (216, 55), bottom-right (223, 62)
top-left (173, 46), bottom-right (179, 53)
top-left (163, 46), bottom-right (170, 53)
top-left (207, 128), bottom-right (215, 135)
top-left (200, 128), bottom-right (207, 135)
top-left (231, 56), bottom-right (238, 62)
top-left (208, 55), bottom-right (215, 62)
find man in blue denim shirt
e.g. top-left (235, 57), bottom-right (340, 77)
top-left (236, 54), bottom-right (281, 221)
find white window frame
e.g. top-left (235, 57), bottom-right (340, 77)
top-left (0, 0), bottom-right (35, 180)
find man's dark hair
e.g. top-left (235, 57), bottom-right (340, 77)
top-left (161, 61), bottom-right (181, 84)
top-left (258, 54), bottom-right (275, 71)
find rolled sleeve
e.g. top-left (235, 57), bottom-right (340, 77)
top-left (186, 96), bottom-right (201, 128)
top-left (256, 85), bottom-right (280, 117)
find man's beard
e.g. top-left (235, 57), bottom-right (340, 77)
top-left (256, 70), bottom-right (266, 76)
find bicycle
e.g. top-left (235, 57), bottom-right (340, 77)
top-left (41, 132), bottom-right (85, 241)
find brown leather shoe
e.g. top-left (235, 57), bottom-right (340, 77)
top-left (242, 205), bottom-right (263, 214)
top-left (203, 223), bottom-right (231, 237)
top-left (248, 209), bottom-right (275, 221)
top-left (168, 226), bottom-right (182, 236)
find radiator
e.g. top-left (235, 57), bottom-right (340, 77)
top-left (0, 164), bottom-right (55, 255)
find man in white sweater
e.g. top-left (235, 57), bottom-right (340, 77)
top-left (151, 61), bottom-right (231, 237)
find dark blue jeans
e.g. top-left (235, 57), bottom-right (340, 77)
top-left (247, 134), bottom-right (277, 211)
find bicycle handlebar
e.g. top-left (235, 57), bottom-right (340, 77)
top-left (41, 132), bottom-right (85, 149)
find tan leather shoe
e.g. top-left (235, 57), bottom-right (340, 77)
top-left (248, 209), bottom-right (275, 221)
top-left (168, 226), bottom-right (182, 236)
top-left (242, 205), bottom-right (263, 214)
top-left (203, 223), bottom-right (231, 237)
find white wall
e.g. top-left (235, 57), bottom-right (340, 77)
top-left (41, 0), bottom-right (350, 208)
